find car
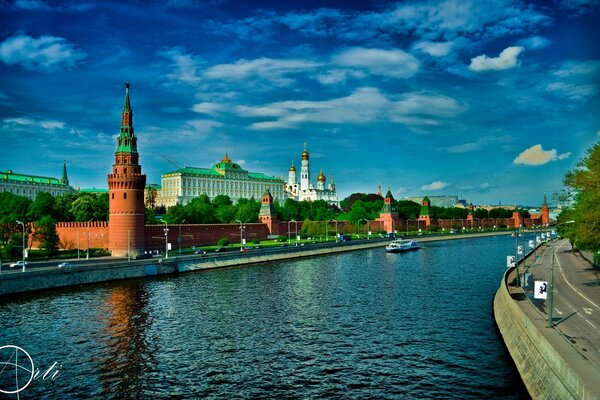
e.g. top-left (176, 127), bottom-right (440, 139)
top-left (215, 247), bottom-right (226, 252)
top-left (194, 249), bottom-right (207, 255)
top-left (9, 260), bottom-right (28, 268)
top-left (134, 253), bottom-right (153, 260)
top-left (58, 262), bottom-right (74, 269)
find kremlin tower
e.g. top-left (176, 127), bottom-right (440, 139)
top-left (107, 83), bottom-right (147, 257)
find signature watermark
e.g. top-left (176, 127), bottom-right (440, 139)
top-left (0, 345), bottom-right (61, 397)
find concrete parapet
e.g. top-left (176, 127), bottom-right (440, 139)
top-left (494, 267), bottom-right (600, 400)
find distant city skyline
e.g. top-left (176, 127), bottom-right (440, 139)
top-left (1, 0), bottom-right (598, 206)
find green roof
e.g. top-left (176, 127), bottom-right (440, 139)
top-left (164, 164), bottom-right (283, 182)
top-left (1, 170), bottom-right (68, 186)
top-left (78, 187), bottom-right (109, 193)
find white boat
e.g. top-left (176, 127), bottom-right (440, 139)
top-left (385, 239), bottom-right (420, 253)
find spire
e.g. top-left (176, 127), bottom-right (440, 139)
top-left (116, 82), bottom-right (137, 154)
top-left (61, 160), bottom-right (69, 185)
top-left (543, 194), bottom-right (547, 206)
top-left (123, 82), bottom-right (131, 112)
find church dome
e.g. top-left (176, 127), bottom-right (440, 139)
top-left (289, 162), bottom-right (296, 172)
top-left (301, 144), bottom-right (309, 161)
top-left (317, 170), bottom-right (326, 182)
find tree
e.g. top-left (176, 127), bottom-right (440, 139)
top-left (69, 195), bottom-right (96, 221)
top-left (562, 142), bottom-right (600, 251)
top-left (33, 216), bottom-right (59, 256)
top-left (27, 192), bottom-right (56, 221)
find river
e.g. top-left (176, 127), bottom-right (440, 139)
top-left (0, 235), bottom-right (529, 399)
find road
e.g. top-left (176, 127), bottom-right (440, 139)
top-left (524, 239), bottom-right (600, 367)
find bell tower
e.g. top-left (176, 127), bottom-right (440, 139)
top-left (108, 83), bottom-right (146, 257)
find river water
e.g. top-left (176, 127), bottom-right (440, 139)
top-left (0, 235), bottom-right (529, 399)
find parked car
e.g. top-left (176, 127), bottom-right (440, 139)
top-left (215, 247), bottom-right (226, 252)
top-left (9, 260), bottom-right (27, 268)
top-left (58, 262), bottom-right (74, 269)
top-left (194, 249), bottom-right (207, 255)
top-left (134, 253), bottom-right (153, 260)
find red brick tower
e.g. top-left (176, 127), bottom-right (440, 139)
top-left (418, 196), bottom-right (431, 227)
top-left (377, 189), bottom-right (402, 233)
top-left (108, 83), bottom-right (147, 257)
top-left (541, 194), bottom-right (550, 226)
top-left (259, 188), bottom-right (280, 235)
top-left (467, 202), bottom-right (475, 228)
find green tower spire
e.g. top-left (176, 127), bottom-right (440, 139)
top-left (115, 82), bottom-right (138, 154)
top-left (61, 160), bottom-right (69, 185)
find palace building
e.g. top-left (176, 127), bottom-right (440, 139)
top-left (156, 153), bottom-right (285, 207)
top-left (0, 162), bottom-right (76, 199)
top-left (285, 144), bottom-right (339, 206)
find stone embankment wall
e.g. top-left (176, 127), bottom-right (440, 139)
top-left (494, 267), bottom-right (597, 400)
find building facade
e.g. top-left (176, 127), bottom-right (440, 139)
top-left (157, 153), bottom-right (285, 207)
top-left (107, 83), bottom-right (147, 257)
top-left (0, 162), bottom-right (76, 199)
top-left (285, 144), bottom-right (339, 206)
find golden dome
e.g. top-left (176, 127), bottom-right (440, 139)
top-left (317, 170), bottom-right (326, 182)
top-left (301, 143), bottom-right (309, 160)
top-left (221, 152), bottom-right (232, 163)
top-left (289, 163), bottom-right (296, 172)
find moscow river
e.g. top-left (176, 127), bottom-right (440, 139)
top-left (0, 235), bottom-right (529, 399)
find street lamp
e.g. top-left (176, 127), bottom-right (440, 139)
top-left (16, 220), bottom-right (25, 272)
top-left (86, 219), bottom-right (93, 260)
top-left (358, 218), bottom-right (367, 239)
top-left (235, 219), bottom-right (245, 252)
top-left (328, 219), bottom-right (338, 242)
top-left (162, 220), bottom-right (169, 259)
top-left (548, 220), bottom-right (575, 328)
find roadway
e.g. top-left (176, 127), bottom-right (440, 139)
top-left (523, 239), bottom-right (600, 367)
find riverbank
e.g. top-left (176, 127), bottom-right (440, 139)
top-left (493, 244), bottom-right (600, 400)
top-left (1, 231), bottom-right (512, 297)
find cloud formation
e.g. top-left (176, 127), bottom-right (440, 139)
top-left (0, 32), bottom-right (86, 71)
top-left (469, 46), bottom-right (524, 71)
top-left (421, 181), bottom-right (449, 190)
top-left (513, 144), bottom-right (570, 165)
top-left (332, 47), bottom-right (419, 78)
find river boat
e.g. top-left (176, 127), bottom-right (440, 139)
top-left (385, 239), bottom-right (420, 253)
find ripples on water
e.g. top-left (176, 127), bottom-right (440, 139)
top-left (0, 236), bottom-right (529, 399)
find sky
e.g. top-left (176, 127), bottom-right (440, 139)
top-left (0, 0), bottom-right (599, 207)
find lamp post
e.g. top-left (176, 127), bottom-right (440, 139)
top-left (328, 219), bottom-right (338, 242)
top-left (235, 219), bottom-right (245, 252)
top-left (86, 219), bottom-right (93, 260)
top-left (162, 220), bottom-right (169, 259)
top-left (178, 219), bottom-right (186, 254)
top-left (358, 218), bottom-right (367, 239)
top-left (16, 220), bottom-right (25, 272)
top-left (548, 220), bottom-right (575, 328)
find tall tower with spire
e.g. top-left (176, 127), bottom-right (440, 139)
top-left (107, 83), bottom-right (147, 257)
top-left (541, 194), bottom-right (550, 226)
top-left (60, 160), bottom-right (69, 185)
top-left (300, 143), bottom-right (310, 191)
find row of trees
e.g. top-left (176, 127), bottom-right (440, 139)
top-left (558, 142), bottom-right (600, 252)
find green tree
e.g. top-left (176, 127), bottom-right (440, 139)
top-left (562, 142), bottom-right (600, 251)
top-left (236, 199), bottom-right (260, 222)
top-left (33, 216), bottom-right (59, 256)
top-left (185, 196), bottom-right (215, 223)
top-left (69, 195), bottom-right (96, 221)
top-left (27, 192), bottom-right (56, 221)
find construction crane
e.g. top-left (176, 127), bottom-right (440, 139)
top-left (162, 154), bottom-right (184, 170)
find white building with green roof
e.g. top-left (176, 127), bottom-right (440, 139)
top-left (0, 162), bottom-right (76, 200)
top-left (157, 153), bottom-right (285, 207)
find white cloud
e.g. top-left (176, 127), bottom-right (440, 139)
top-left (421, 181), bottom-right (449, 190)
top-left (447, 143), bottom-right (480, 153)
top-left (0, 33), bottom-right (86, 71)
top-left (191, 102), bottom-right (225, 115)
top-left (516, 36), bottom-right (552, 50)
top-left (469, 46), bottom-right (524, 72)
top-left (4, 117), bottom-right (65, 129)
top-left (545, 60), bottom-right (600, 101)
top-left (239, 87), bottom-right (464, 130)
top-left (513, 144), bottom-right (570, 166)
top-left (158, 47), bottom-right (202, 83)
top-left (413, 41), bottom-right (454, 57)
top-left (596, 130), bottom-right (600, 137)
top-left (332, 47), bottom-right (419, 78)
top-left (204, 57), bottom-right (320, 86)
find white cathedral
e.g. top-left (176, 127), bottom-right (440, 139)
top-left (285, 144), bottom-right (339, 206)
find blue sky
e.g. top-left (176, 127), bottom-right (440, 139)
top-left (1, 0), bottom-right (599, 207)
